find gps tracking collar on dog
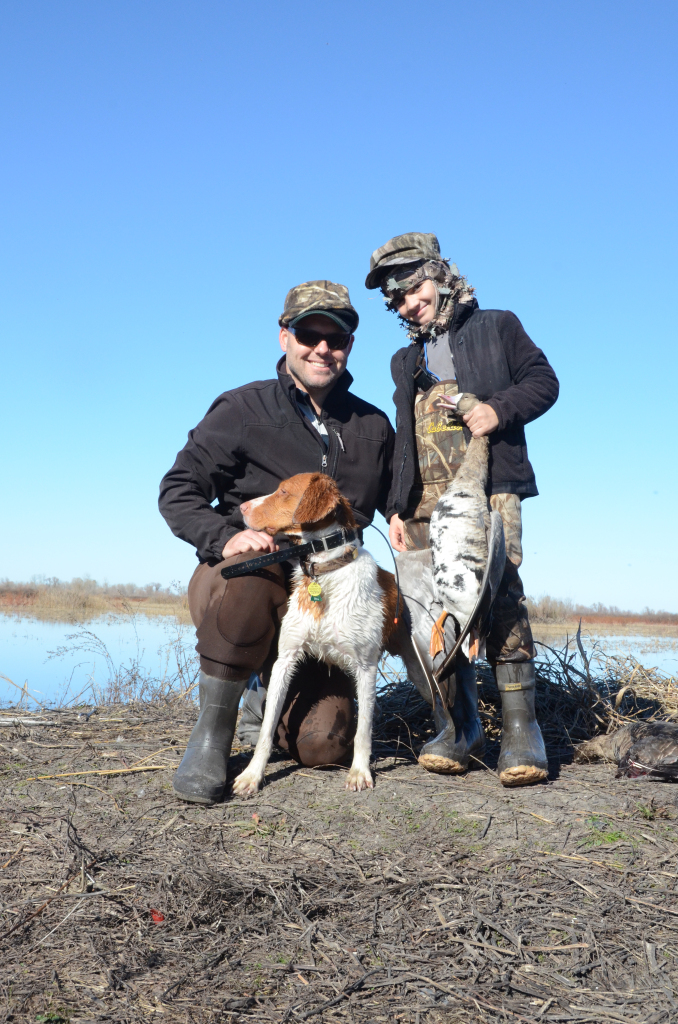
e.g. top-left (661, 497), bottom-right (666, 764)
top-left (220, 529), bottom-right (358, 581)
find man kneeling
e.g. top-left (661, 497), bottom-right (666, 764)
top-left (159, 281), bottom-right (394, 803)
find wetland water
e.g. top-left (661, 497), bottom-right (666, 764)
top-left (0, 613), bottom-right (196, 706)
top-left (1, 613), bottom-right (677, 706)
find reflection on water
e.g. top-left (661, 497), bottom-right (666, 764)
top-left (534, 629), bottom-right (678, 676)
top-left (0, 613), bottom-right (198, 706)
top-left (1, 613), bottom-right (676, 707)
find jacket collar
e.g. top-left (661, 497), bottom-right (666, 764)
top-left (276, 355), bottom-right (353, 415)
top-left (403, 298), bottom-right (479, 351)
top-left (449, 298), bottom-right (478, 332)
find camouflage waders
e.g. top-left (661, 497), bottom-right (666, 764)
top-left (402, 374), bottom-right (546, 785)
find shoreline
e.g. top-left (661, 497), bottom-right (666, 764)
top-left (3, 602), bottom-right (678, 638)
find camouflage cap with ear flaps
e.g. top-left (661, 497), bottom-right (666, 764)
top-left (365, 233), bottom-right (443, 289)
top-left (279, 280), bottom-right (359, 333)
top-left (365, 231), bottom-right (475, 340)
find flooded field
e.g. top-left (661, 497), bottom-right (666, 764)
top-left (532, 623), bottom-right (678, 677)
top-left (0, 612), bottom-right (197, 706)
top-left (1, 610), bottom-right (676, 707)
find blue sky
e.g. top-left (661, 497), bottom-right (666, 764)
top-left (1, 0), bottom-right (676, 611)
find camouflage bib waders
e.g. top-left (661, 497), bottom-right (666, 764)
top-left (403, 378), bottom-right (535, 664)
top-left (403, 379), bottom-right (466, 549)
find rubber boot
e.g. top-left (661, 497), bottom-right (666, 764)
top-left (418, 662), bottom-right (486, 774)
top-left (173, 672), bottom-right (247, 804)
top-left (496, 661), bottom-right (548, 787)
top-left (236, 673), bottom-right (267, 746)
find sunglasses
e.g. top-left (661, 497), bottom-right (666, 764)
top-left (288, 326), bottom-right (353, 351)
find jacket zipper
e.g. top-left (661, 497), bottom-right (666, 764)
top-left (330, 428), bottom-right (343, 476)
top-left (321, 423), bottom-right (333, 473)
top-left (292, 389), bottom-right (330, 471)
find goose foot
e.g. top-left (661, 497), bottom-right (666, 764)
top-left (429, 610), bottom-right (449, 658)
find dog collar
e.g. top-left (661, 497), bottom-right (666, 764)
top-left (220, 529), bottom-right (358, 581)
top-left (302, 544), bottom-right (358, 579)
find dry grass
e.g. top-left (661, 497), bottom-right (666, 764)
top-left (527, 593), bottom-right (678, 626)
top-left (0, 578), bottom-right (191, 623)
top-left (372, 635), bottom-right (678, 769)
top-left (3, 580), bottom-right (678, 632)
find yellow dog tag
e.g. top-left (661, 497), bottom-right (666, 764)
top-left (307, 581), bottom-right (323, 602)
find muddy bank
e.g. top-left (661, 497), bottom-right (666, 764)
top-left (2, 683), bottom-right (678, 1023)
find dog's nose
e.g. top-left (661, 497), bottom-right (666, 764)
top-left (240, 501), bottom-right (250, 515)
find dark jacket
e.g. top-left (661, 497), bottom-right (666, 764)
top-left (159, 358), bottom-right (395, 563)
top-left (387, 300), bottom-right (559, 520)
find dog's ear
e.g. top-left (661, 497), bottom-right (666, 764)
top-left (293, 474), bottom-right (341, 525)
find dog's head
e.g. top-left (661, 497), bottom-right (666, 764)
top-left (241, 473), bottom-right (356, 535)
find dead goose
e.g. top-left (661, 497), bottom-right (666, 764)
top-left (428, 394), bottom-right (549, 788)
top-left (395, 546), bottom-right (487, 774)
top-left (575, 721), bottom-right (678, 780)
top-left (394, 394), bottom-right (505, 775)
top-left (428, 393), bottom-right (505, 667)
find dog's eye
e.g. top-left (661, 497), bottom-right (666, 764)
top-left (279, 488), bottom-right (287, 496)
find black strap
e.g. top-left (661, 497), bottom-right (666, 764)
top-left (220, 529), bottom-right (357, 581)
top-left (413, 347), bottom-right (438, 392)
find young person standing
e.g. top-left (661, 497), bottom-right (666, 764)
top-left (366, 234), bottom-right (559, 787)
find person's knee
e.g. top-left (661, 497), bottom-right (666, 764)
top-left (193, 560), bottom-right (288, 678)
top-left (276, 665), bottom-right (357, 766)
top-left (199, 655), bottom-right (250, 682)
top-left (294, 715), bottom-right (355, 767)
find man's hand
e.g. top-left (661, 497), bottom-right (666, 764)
top-left (389, 514), bottom-right (408, 553)
top-left (463, 402), bottom-right (499, 438)
top-left (222, 529), bottom-right (278, 560)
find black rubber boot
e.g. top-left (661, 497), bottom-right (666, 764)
top-left (236, 673), bottom-right (266, 747)
top-left (418, 662), bottom-right (486, 774)
top-left (496, 661), bottom-right (548, 786)
top-left (173, 672), bottom-right (247, 804)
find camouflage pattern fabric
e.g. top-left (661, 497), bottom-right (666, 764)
top-left (485, 493), bottom-right (535, 665)
top-left (365, 232), bottom-right (475, 340)
top-left (365, 233), bottom-right (442, 289)
top-left (380, 260), bottom-right (452, 301)
top-left (402, 490), bottom-right (535, 666)
top-left (279, 280), bottom-right (359, 332)
top-left (409, 379), bottom-right (467, 521)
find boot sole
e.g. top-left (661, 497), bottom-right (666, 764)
top-left (172, 784), bottom-right (221, 805)
top-left (499, 765), bottom-right (548, 787)
top-left (418, 754), bottom-right (466, 774)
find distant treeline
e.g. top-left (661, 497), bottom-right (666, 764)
top-left (526, 594), bottom-right (678, 624)
top-left (0, 577), bottom-right (186, 617)
top-left (0, 578), bottom-right (675, 625)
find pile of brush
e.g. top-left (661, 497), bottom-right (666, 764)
top-left (373, 632), bottom-right (678, 777)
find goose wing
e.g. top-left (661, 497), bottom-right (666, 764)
top-left (432, 510), bottom-right (506, 683)
top-left (396, 549), bottom-right (458, 706)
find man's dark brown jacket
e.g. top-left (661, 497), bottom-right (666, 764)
top-left (159, 358), bottom-right (395, 563)
top-left (387, 300), bottom-right (559, 520)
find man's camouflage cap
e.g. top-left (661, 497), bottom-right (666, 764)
top-left (279, 280), bottom-right (359, 333)
top-left (365, 232), bottom-right (442, 290)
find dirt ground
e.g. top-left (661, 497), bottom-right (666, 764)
top-left (2, 679), bottom-right (678, 1024)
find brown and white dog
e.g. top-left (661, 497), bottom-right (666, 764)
top-left (232, 472), bottom-right (400, 797)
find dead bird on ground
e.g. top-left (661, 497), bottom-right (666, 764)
top-left (575, 721), bottom-right (678, 780)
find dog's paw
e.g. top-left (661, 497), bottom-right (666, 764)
top-left (345, 767), bottom-right (374, 792)
top-left (232, 771), bottom-right (261, 798)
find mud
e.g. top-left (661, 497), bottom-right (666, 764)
top-left (2, 683), bottom-right (678, 1023)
